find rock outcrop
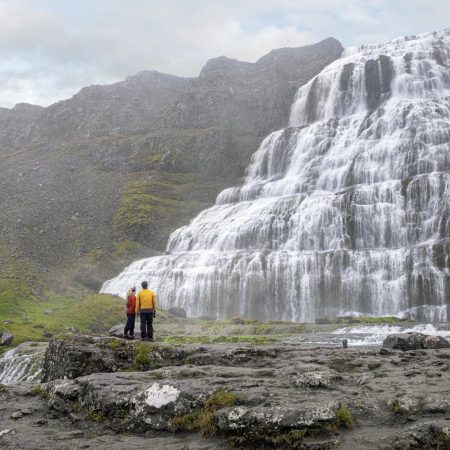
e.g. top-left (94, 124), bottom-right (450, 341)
top-left (42, 334), bottom-right (277, 382)
top-left (32, 334), bottom-right (450, 449)
top-left (383, 332), bottom-right (450, 351)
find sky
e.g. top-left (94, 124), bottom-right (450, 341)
top-left (1, 0), bottom-right (449, 108)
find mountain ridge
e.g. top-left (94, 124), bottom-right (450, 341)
top-left (0, 37), bottom-right (343, 295)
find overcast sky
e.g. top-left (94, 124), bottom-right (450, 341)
top-left (1, 0), bottom-right (449, 108)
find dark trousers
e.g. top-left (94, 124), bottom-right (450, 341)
top-left (140, 311), bottom-right (154, 339)
top-left (124, 314), bottom-right (136, 336)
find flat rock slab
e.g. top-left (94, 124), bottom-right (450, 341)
top-left (0, 383), bottom-right (229, 450)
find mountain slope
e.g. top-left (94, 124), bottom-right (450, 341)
top-left (0, 38), bottom-right (343, 293)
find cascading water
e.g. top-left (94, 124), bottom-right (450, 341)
top-left (102, 30), bottom-right (450, 322)
top-left (0, 342), bottom-right (47, 384)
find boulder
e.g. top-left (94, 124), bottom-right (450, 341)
top-left (42, 335), bottom-right (136, 381)
top-left (383, 332), bottom-right (450, 351)
top-left (0, 331), bottom-right (13, 346)
top-left (108, 324), bottom-right (125, 337)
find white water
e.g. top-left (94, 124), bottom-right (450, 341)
top-left (332, 323), bottom-right (450, 346)
top-left (102, 30), bottom-right (450, 322)
top-left (0, 342), bottom-right (46, 384)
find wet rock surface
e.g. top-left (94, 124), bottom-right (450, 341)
top-left (6, 334), bottom-right (450, 449)
top-left (0, 384), bottom-right (229, 449)
top-left (383, 332), bottom-right (450, 351)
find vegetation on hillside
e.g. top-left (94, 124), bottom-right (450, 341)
top-left (113, 170), bottom-right (231, 246)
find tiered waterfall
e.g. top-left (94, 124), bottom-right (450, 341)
top-left (102, 30), bottom-right (450, 322)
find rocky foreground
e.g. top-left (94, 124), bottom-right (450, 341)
top-left (1, 334), bottom-right (450, 449)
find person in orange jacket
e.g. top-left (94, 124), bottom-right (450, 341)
top-left (124, 287), bottom-right (136, 339)
top-left (136, 281), bottom-right (156, 341)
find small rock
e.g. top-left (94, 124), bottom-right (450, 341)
top-left (379, 348), bottom-right (392, 355)
top-left (357, 373), bottom-right (373, 386)
top-left (294, 371), bottom-right (341, 388)
top-left (34, 419), bottom-right (47, 426)
top-left (109, 324), bottom-right (126, 338)
top-left (0, 331), bottom-right (13, 346)
top-left (11, 412), bottom-right (23, 420)
top-left (20, 408), bottom-right (33, 415)
top-left (405, 369), bottom-right (422, 377)
top-left (368, 361), bottom-right (381, 370)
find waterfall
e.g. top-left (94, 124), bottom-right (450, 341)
top-left (102, 29), bottom-right (450, 322)
top-left (0, 342), bottom-right (47, 384)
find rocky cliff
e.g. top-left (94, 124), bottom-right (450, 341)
top-left (0, 38), bottom-right (343, 291)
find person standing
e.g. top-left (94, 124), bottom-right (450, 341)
top-left (124, 287), bottom-right (137, 339)
top-left (136, 281), bottom-right (156, 342)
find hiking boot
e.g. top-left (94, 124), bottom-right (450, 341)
top-left (129, 336), bottom-right (135, 340)
top-left (148, 337), bottom-right (154, 342)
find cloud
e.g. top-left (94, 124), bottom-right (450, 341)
top-left (0, 0), bottom-right (449, 107)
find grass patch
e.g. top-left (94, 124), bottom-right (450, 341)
top-left (161, 335), bottom-right (277, 345)
top-left (0, 283), bottom-right (124, 347)
top-left (171, 390), bottom-right (241, 436)
top-left (107, 338), bottom-right (126, 351)
top-left (134, 342), bottom-right (151, 369)
top-left (336, 406), bottom-right (353, 428)
top-left (112, 170), bottom-right (228, 246)
top-left (387, 399), bottom-right (421, 416)
top-left (30, 385), bottom-right (48, 398)
top-left (87, 408), bottom-right (104, 423)
top-left (332, 316), bottom-right (407, 324)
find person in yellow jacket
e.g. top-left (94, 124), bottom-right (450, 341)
top-left (136, 281), bottom-right (157, 341)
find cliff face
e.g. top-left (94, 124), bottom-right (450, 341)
top-left (0, 38), bottom-right (343, 288)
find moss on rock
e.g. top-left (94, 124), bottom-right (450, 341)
top-left (171, 390), bottom-right (241, 437)
top-left (336, 406), bottom-right (353, 428)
